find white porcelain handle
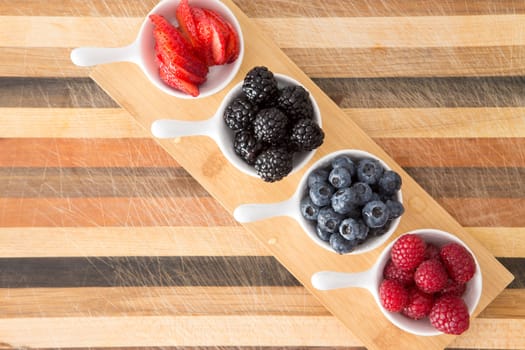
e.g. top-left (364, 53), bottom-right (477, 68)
top-left (311, 270), bottom-right (375, 291)
top-left (233, 198), bottom-right (295, 223)
top-left (151, 118), bottom-right (216, 139)
top-left (70, 43), bottom-right (139, 67)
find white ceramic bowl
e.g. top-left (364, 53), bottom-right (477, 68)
top-left (311, 229), bottom-right (483, 336)
top-left (151, 73), bottom-right (322, 178)
top-left (234, 149), bottom-right (402, 254)
top-left (70, 0), bottom-right (244, 99)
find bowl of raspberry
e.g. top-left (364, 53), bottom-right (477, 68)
top-left (151, 66), bottom-right (324, 181)
top-left (234, 149), bottom-right (403, 254)
top-left (71, 0), bottom-right (244, 98)
top-left (311, 229), bottom-right (482, 336)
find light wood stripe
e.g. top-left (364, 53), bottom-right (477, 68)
top-left (0, 226), bottom-right (260, 257)
top-left (2, 16), bottom-right (525, 48)
top-left (0, 315), bottom-right (522, 348)
top-left (1, 107), bottom-right (524, 138)
top-left (0, 287), bottom-right (521, 319)
top-left (2, 0), bottom-right (524, 17)
top-left (0, 226), bottom-right (522, 258)
top-left (0, 108), bottom-right (146, 138)
top-left (4, 46), bottom-right (525, 78)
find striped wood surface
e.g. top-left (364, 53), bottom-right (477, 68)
top-left (1, 0), bottom-right (524, 349)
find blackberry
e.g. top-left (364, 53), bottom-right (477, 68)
top-left (242, 66), bottom-right (278, 105)
top-left (233, 130), bottom-right (264, 165)
top-left (277, 85), bottom-right (314, 122)
top-left (290, 118), bottom-right (324, 151)
top-left (254, 147), bottom-right (293, 182)
top-left (254, 108), bottom-right (288, 145)
top-left (223, 96), bottom-right (258, 131)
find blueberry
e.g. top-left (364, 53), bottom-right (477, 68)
top-left (300, 196), bottom-right (320, 220)
top-left (349, 182), bottom-right (373, 206)
top-left (331, 155), bottom-right (356, 176)
top-left (369, 225), bottom-right (389, 237)
top-left (316, 224), bottom-right (332, 242)
top-left (317, 207), bottom-right (344, 233)
top-left (309, 182), bottom-right (334, 207)
top-left (328, 167), bottom-right (352, 189)
top-left (331, 187), bottom-right (355, 214)
top-left (362, 200), bottom-right (390, 228)
top-left (357, 158), bottom-right (384, 185)
top-left (378, 170), bottom-right (402, 195)
top-left (307, 168), bottom-right (329, 187)
top-left (386, 199), bottom-right (405, 219)
top-left (339, 218), bottom-right (369, 242)
top-left (330, 232), bottom-right (357, 254)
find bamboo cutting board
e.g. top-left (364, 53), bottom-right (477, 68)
top-left (89, 1), bottom-right (514, 348)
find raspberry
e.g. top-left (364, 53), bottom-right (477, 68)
top-left (440, 243), bottom-right (476, 284)
top-left (383, 259), bottom-right (414, 286)
top-left (402, 286), bottom-right (434, 320)
top-left (429, 295), bottom-right (470, 335)
top-left (390, 234), bottom-right (426, 271)
top-left (424, 243), bottom-right (440, 261)
top-left (379, 279), bottom-right (408, 312)
top-left (440, 279), bottom-right (467, 297)
top-left (414, 259), bottom-right (448, 293)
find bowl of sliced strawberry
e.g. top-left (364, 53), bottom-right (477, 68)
top-left (71, 0), bottom-right (243, 98)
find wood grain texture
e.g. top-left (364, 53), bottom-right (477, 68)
top-left (2, 0), bottom-right (525, 349)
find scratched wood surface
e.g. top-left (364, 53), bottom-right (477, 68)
top-left (0, 0), bottom-right (524, 349)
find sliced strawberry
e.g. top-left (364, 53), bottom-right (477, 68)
top-left (201, 8), bottom-right (239, 63)
top-left (201, 9), bottom-right (229, 65)
top-left (175, 0), bottom-right (201, 51)
top-left (191, 7), bottom-right (215, 66)
top-left (158, 61), bottom-right (199, 97)
top-left (150, 14), bottom-right (208, 77)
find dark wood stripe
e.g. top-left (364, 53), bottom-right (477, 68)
top-left (2, 167), bottom-right (524, 199)
top-left (3, 0), bottom-right (523, 17)
top-left (0, 197), bottom-right (236, 227)
top-left (377, 138), bottom-right (525, 168)
top-left (0, 78), bottom-right (118, 108)
top-left (0, 256), bottom-right (521, 289)
top-left (0, 257), bottom-right (300, 288)
top-left (3, 76), bottom-right (525, 109)
top-left (285, 46), bottom-right (525, 78)
top-left (1, 167), bottom-right (208, 198)
top-left (0, 138), bottom-right (179, 168)
top-left (405, 167), bottom-right (525, 198)
top-left (314, 77), bottom-right (525, 108)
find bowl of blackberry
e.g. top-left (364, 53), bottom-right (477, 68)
top-left (152, 66), bottom-right (325, 181)
top-left (312, 229), bottom-right (482, 336)
top-left (234, 149), bottom-right (404, 254)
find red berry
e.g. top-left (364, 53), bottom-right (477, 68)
top-left (402, 286), bottom-right (434, 320)
top-left (379, 279), bottom-right (408, 312)
top-left (414, 259), bottom-right (449, 294)
top-left (429, 295), bottom-right (470, 335)
top-left (424, 243), bottom-right (440, 261)
top-left (391, 234), bottom-right (426, 271)
top-left (440, 279), bottom-right (467, 297)
top-left (440, 243), bottom-right (476, 284)
top-left (383, 259), bottom-right (414, 286)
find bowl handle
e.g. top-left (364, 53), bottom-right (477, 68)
top-left (70, 42), bottom-right (139, 67)
top-left (311, 270), bottom-right (375, 291)
top-left (233, 198), bottom-right (295, 223)
top-left (150, 118), bottom-right (216, 139)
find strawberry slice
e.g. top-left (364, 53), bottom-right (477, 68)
top-left (155, 48), bottom-right (206, 85)
top-left (158, 61), bottom-right (199, 97)
top-left (201, 9), bottom-right (229, 65)
top-left (191, 7), bottom-right (215, 66)
top-left (176, 0), bottom-right (203, 56)
top-left (202, 9), bottom-right (239, 63)
top-left (149, 14), bottom-right (208, 77)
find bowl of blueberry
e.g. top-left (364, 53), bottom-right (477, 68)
top-left (234, 149), bottom-right (404, 254)
top-left (151, 66), bottom-right (325, 182)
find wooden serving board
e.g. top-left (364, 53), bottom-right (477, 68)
top-left (90, 1), bottom-right (514, 349)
